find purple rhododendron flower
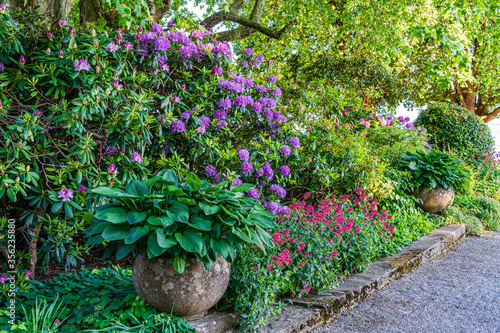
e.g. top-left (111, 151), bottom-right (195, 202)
top-left (197, 126), bottom-right (206, 134)
top-left (181, 111), bottom-right (191, 119)
top-left (78, 185), bottom-right (87, 192)
top-left (244, 48), bottom-right (254, 55)
top-left (212, 65), bottom-right (223, 76)
top-left (57, 188), bottom-right (73, 202)
top-left (107, 164), bottom-right (118, 176)
top-left (267, 202), bottom-right (281, 214)
top-left (0, 273), bottom-right (7, 283)
top-left (256, 85), bottom-right (267, 93)
top-left (105, 42), bottom-right (119, 53)
top-left (241, 161), bottom-right (253, 174)
top-left (199, 115), bottom-right (211, 128)
top-left (73, 59), bottom-right (90, 72)
top-left (19, 56), bottom-right (26, 65)
top-left (154, 37), bottom-right (171, 51)
top-left (130, 151), bottom-right (143, 163)
top-left (205, 165), bottom-right (217, 176)
top-left (24, 270), bottom-right (32, 278)
top-left (359, 118), bottom-right (365, 123)
top-left (215, 120), bottom-right (226, 129)
top-left (232, 178), bottom-right (243, 186)
top-left (234, 95), bottom-right (253, 107)
top-left (247, 188), bottom-right (260, 198)
top-left (242, 60), bottom-right (248, 68)
top-left (213, 109), bottom-right (227, 119)
top-left (270, 87), bottom-right (282, 97)
top-left (218, 97), bottom-right (232, 110)
top-left (150, 23), bottom-right (163, 34)
top-left (251, 102), bottom-right (262, 113)
top-left (171, 95), bottom-right (180, 103)
top-left (280, 145), bottom-right (291, 156)
top-left (256, 54), bottom-right (265, 62)
top-left (34, 110), bottom-right (43, 116)
top-left (263, 162), bottom-right (274, 180)
top-left (171, 120), bottom-right (186, 133)
top-left (47, 32), bottom-right (54, 40)
top-left (264, 108), bottom-right (274, 120)
top-left (270, 184), bottom-right (287, 198)
top-left (279, 165), bottom-right (290, 176)
top-left (123, 41), bottom-right (132, 50)
top-left (191, 29), bottom-right (204, 39)
top-left (363, 122), bottom-right (371, 128)
top-left (238, 149), bottom-right (250, 161)
top-left (267, 75), bottom-right (277, 82)
top-left (58, 49), bottom-right (64, 57)
top-left (255, 168), bottom-right (264, 177)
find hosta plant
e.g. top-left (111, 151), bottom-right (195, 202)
top-left (398, 149), bottom-right (471, 191)
top-left (84, 169), bottom-right (276, 273)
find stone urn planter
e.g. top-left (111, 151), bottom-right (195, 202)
top-left (132, 252), bottom-right (230, 320)
top-left (412, 186), bottom-right (454, 213)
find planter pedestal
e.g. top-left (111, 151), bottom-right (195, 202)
top-left (412, 186), bottom-right (454, 213)
top-left (132, 253), bottom-right (230, 320)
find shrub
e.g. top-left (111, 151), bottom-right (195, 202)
top-left (460, 149), bottom-right (500, 198)
top-left (0, 8), bottom-right (291, 270)
top-left (397, 149), bottom-right (471, 191)
top-left (442, 206), bottom-right (483, 235)
top-left (85, 169), bottom-right (276, 273)
top-left (475, 197), bottom-right (500, 231)
top-left (414, 102), bottom-right (494, 154)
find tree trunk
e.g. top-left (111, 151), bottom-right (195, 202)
top-left (10, 0), bottom-right (52, 12)
top-left (79, 0), bottom-right (102, 29)
top-left (52, 0), bottom-right (70, 23)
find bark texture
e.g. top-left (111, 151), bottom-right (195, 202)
top-left (148, 0), bottom-right (172, 22)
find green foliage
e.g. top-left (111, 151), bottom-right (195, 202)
top-left (398, 149), bottom-right (471, 191)
top-left (85, 169), bottom-right (276, 273)
top-left (0, 267), bottom-right (193, 333)
top-left (414, 103), bottom-right (494, 154)
top-left (442, 205), bottom-right (483, 235)
top-left (474, 197), bottom-right (500, 231)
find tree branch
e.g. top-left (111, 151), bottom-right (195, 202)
top-left (483, 107), bottom-right (500, 123)
top-left (203, 0), bottom-right (296, 41)
top-left (149, 0), bottom-right (173, 22)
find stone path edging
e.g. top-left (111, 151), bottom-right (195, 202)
top-left (189, 224), bottom-right (466, 333)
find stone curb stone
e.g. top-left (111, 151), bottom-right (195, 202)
top-left (188, 224), bottom-right (466, 333)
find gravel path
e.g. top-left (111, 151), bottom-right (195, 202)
top-left (315, 231), bottom-right (500, 333)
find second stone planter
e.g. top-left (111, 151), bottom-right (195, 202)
top-left (132, 252), bottom-right (230, 320)
top-left (412, 186), bottom-right (454, 213)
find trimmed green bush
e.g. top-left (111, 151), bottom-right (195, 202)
top-left (443, 206), bottom-right (483, 235)
top-left (414, 103), bottom-right (494, 154)
top-left (475, 197), bottom-right (500, 231)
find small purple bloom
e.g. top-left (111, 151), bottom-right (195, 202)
top-left (58, 49), bottom-right (64, 57)
top-left (205, 165), bottom-right (217, 177)
top-left (244, 48), bottom-right (254, 55)
top-left (34, 110), bottom-right (43, 116)
top-left (47, 32), bottom-right (54, 40)
top-left (57, 188), bottom-right (74, 202)
top-left (218, 97), bottom-right (232, 110)
top-left (74, 59), bottom-right (91, 71)
top-left (105, 42), bottom-right (119, 53)
top-left (241, 161), bottom-right (253, 174)
top-left (78, 185), bottom-right (87, 192)
top-left (130, 151), bottom-right (143, 163)
top-left (24, 270), bottom-right (32, 278)
top-left (181, 111), bottom-right (191, 119)
top-left (247, 188), bottom-right (260, 198)
top-left (107, 164), bottom-right (118, 176)
top-left (279, 165), bottom-right (290, 176)
top-left (197, 126), bottom-right (206, 134)
top-left (256, 85), bottom-right (268, 93)
top-left (242, 60), bottom-right (248, 68)
top-left (280, 145), bottom-right (291, 156)
top-left (171, 95), bottom-right (180, 103)
top-left (19, 55), bottom-right (26, 65)
top-left (232, 178), bottom-right (243, 186)
top-left (123, 41), bottom-right (132, 50)
top-left (267, 75), bottom-right (277, 82)
top-left (199, 115), bottom-right (211, 128)
top-left (256, 54), bottom-right (265, 62)
top-left (213, 109), bottom-right (227, 119)
top-left (238, 149), bottom-right (250, 161)
top-left (363, 122), bottom-right (371, 128)
top-left (0, 273), bottom-right (7, 283)
top-left (212, 65), bottom-right (223, 76)
top-left (171, 120), bottom-right (186, 133)
top-left (59, 19), bottom-right (66, 26)
top-left (289, 137), bottom-right (300, 148)
top-left (251, 102), bottom-right (262, 113)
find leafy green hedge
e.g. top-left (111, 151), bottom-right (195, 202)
top-left (414, 102), bottom-right (494, 154)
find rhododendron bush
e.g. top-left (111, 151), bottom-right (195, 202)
top-left (0, 8), bottom-right (293, 270)
top-left (220, 190), bottom-right (397, 331)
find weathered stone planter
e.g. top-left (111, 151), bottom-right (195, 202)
top-left (412, 186), bottom-right (454, 213)
top-left (132, 252), bottom-right (230, 320)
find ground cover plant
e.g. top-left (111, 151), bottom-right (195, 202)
top-left (0, 266), bottom-right (193, 333)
